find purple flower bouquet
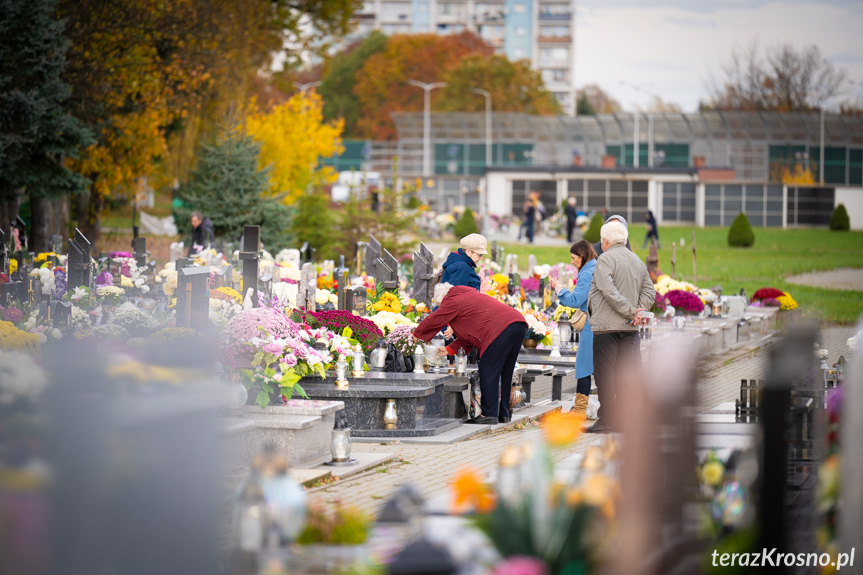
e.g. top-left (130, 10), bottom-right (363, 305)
top-left (661, 289), bottom-right (704, 314)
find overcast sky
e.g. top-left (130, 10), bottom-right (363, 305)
top-left (575, 0), bottom-right (863, 112)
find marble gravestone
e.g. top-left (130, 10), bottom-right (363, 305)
top-left (239, 225), bottom-right (261, 308)
top-left (504, 254), bottom-right (512, 275)
top-left (527, 254), bottom-right (537, 277)
top-left (67, 229), bottom-right (93, 291)
top-left (366, 235), bottom-right (381, 278)
top-left (411, 242), bottom-right (435, 308)
top-left (336, 269), bottom-right (350, 311)
top-left (345, 285), bottom-right (367, 316)
top-left (176, 266), bottom-right (211, 329)
top-left (297, 262), bottom-right (316, 311)
top-left (132, 237), bottom-right (148, 269)
top-left (375, 248), bottom-right (398, 293)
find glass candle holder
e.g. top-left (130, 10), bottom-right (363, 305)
top-left (351, 344), bottom-right (366, 377)
top-left (413, 345), bottom-right (425, 374)
top-left (370, 339), bottom-right (388, 371)
top-left (334, 354), bottom-right (349, 389)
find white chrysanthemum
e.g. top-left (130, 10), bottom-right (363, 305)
top-left (0, 351), bottom-right (49, 404)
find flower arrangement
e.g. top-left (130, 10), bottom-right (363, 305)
top-left (491, 273), bottom-right (509, 287)
top-left (53, 267), bottom-right (67, 299)
top-left (108, 306), bottom-right (161, 338)
top-left (2, 307), bottom-right (24, 324)
top-left (450, 411), bottom-right (618, 574)
top-left (30, 267), bottom-right (56, 296)
top-left (214, 286), bottom-right (243, 305)
top-left (69, 305), bottom-right (91, 332)
top-left (96, 271), bottom-right (114, 289)
top-left (97, 285), bottom-right (125, 303)
top-left (209, 298), bottom-right (242, 328)
top-left (386, 324), bottom-right (416, 355)
top-left (368, 311), bottom-right (414, 335)
top-left (221, 307), bottom-right (300, 368)
top-left (0, 350), bottom-right (48, 404)
top-left (522, 309), bottom-right (553, 344)
top-left (0, 321), bottom-right (41, 353)
top-left (776, 291), bottom-right (797, 311)
top-left (553, 305), bottom-right (578, 322)
top-left (751, 287), bottom-right (784, 302)
top-left (654, 274), bottom-right (698, 296)
top-left (150, 327), bottom-right (199, 344)
top-left (162, 272), bottom-right (178, 296)
top-left (371, 291), bottom-right (402, 314)
top-left (90, 323), bottom-right (131, 341)
top-left (521, 277), bottom-right (540, 295)
top-left (0, 272), bottom-right (8, 284)
top-left (293, 309), bottom-right (383, 355)
top-left (657, 289), bottom-right (704, 314)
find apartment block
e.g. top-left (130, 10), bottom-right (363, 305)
top-left (346, 0), bottom-right (577, 114)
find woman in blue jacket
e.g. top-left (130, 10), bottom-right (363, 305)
top-left (441, 233), bottom-right (486, 291)
top-left (549, 240), bottom-right (597, 413)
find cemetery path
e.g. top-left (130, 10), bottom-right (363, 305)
top-left (308, 326), bottom-right (858, 516)
top-left (785, 267), bottom-right (863, 291)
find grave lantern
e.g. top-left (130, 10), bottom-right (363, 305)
top-left (351, 344), bottom-right (366, 377)
top-left (325, 412), bottom-right (356, 466)
top-left (558, 313), bottom-right (572, 351)
top-left (549, 324), bottom-right (561, 357)
top-left (413, 345), bottom-right (425, 374)
top-left (370, 339), bottom-right (388, 371)
top-left (672, 314), bottom-right (686, 330)
top-left (334, 354), bottom-right (349, 389)
top-left (426, 335), bottom-right (447, 373)
top-left (383, 399), bottom-right (398, 429)
top-left (257, 450), bottom-right (307, 546)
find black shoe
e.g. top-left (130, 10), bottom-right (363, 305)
top-left (466, 416), bottom-right (497, 425)
top-left (586, 421), bottom-right (613, 434)
top-left (498, 415), bottom-right (511, 424)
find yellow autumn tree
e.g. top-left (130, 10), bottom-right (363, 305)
top-left (780, 163), bottom-right (816, 185)
top-left (244, 91), bottom-right (344, 204)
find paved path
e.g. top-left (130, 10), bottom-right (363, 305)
top-left (785, 267), bottom-right (863, 291)
top-left (307, 326), bottom-right (857, 517)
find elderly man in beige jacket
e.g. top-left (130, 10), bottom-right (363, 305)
top-left (586, 219), bottom-right (655, 433)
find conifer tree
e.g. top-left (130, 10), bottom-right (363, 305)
top-left (179, 126), bottom-right (291, 250)
top-left (0, 0), bottom-right (93, 247)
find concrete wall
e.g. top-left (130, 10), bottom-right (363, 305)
top-left (835, 187), bottom-right (863, 230)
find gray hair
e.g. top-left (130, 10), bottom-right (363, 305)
top-left (433, 282), bottom-right (454, 306)
top-left (600, 220), bottom-right (628, 246)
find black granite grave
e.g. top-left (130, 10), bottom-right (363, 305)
top-left (239, 225), bottom-right (260, 307)
top-left (176, 266), bottom-right (210, 329)
top-left (298, 372), bottom-right (461, 437)
top-left (411, 242), bottom-right (434, 308)
top-left (366, 235), bottom-right (381, 277)
top-left (67, 229), bottom-right (93, 291)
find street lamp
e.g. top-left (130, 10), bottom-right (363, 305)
top-left (407, 80), bottom-right (447, 178)
top-left (620, 81), bottom-right (660, 168)
top-left (473, 88), bottom-right (492, 233)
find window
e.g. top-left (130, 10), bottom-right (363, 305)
top-left (439, 2), bottom-right (466, 17)
top-left (480, 24), bottom-right (504, 39)
top-left (540, 25), bottom-right (569, 37)
top-left (382, 2), bottom-right (409, 14)
top-left (541, 47), bottom-right (568, 64)
top-left (512, 48), bottom-right (525, 59)
top-left (515, 25), bottom-right (526, 36)
top-left (540, 3), bottom-right (570, 15)
top-left (361, 1), bottom-right (374, 12)
top-left (513, 2), bottom-right (527, 13)
top-left (554, 92), bottom-right (569, 104)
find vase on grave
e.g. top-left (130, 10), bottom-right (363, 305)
top-left (523, 338), bottom-right (539, 349)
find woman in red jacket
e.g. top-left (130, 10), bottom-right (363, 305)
top-left (413, 283), bottom-right (527, 424)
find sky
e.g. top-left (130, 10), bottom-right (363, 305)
top-left (575, 0), bottom-right (863, 112)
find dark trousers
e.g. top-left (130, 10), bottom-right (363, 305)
top-left (567, 221), bottom-right (577, 243)
top-left (478, 322), bottom-right (528, 418)
top-left (576, 375), bottom-right (592, 396)
top-left (593, 331), bottom-right (641, 426)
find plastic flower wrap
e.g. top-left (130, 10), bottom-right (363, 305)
top-left (522, 309), bottom-right (553, 343)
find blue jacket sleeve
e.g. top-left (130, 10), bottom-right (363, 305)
top-left (557, 267), bottom-right (593, 310)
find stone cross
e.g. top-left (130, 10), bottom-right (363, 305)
top-left (176, 266), bottom-right (211, 329)
top-left (528, 254), bottom-right (537, 277)
top-left (375, 248), bottom-right (398, 293)
top-left (239, 225), bottom-right (261, 308)
top-left (336, 269), bottom-right (350, 311)
top-left (300, 241), bottom-right (315, 264)
top-left (0, 228), bottom-right (7, 275)
top-left (411, 242), bottom-right (435, 308)
top-left (213, 265), bottom-right (232, 288)
top-left (490, 241), bottom-right (498, 264)
top-left (67, 229), bottom-right (93, 291)
top-left (132, 237), bottom-right (148, 269)
top-left (366, 235), bottom-right (381, 278)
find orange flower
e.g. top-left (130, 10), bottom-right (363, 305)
top-left (541, 410), bottom-right (586, 446)
top-left (565, 474), bottom-right (619, 520)
top-left (451, 466), bottom-right (496, 514)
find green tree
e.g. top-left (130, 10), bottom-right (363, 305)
top-left (438, 55), bottom-right (561, 115)
top-left (829, 204), bottom-right (850, 231)
top-left (319, 31), bottom-right (388, 137)
top-left (583, 213), bottom-right (605, 243)
top-left (0, 0), bottom-right (93, 250)
top-left (454, 207), bottom-right (479, 238)
top-left (727, 212), bottom-right (755, 247)
top-left (179, 125), bottom-right (291, 249)
top-left (289, 188), bottom-right (337, 259)
top-left (576, 93), bottom-right (596, 115)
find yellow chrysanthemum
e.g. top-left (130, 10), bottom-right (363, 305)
top-left (451, 466), bottom-right (496, 514)
top-left (216, 286), bottom-right (243, 304)
top-left (702, 461), bottom-right (724, 486)
top-left (491, 274), bottom-right (509, 286)
top-left (777, 291), bottom-right (798, 311)
top-left (541, 410), bottom-right (586, 446)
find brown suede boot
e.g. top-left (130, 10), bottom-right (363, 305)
top-left (571, 393), bottom-right (589, 413)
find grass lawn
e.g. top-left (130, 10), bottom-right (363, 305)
top-left (482, 224), bottom-right (863, 325)
top-left (101, 192), bottom-right (174, 230)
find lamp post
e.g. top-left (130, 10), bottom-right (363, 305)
top-left (473, 88), bottom-right (492, 233)
top-left (407, 80), bottom-right (447, 178)
top-left (620, 81), bottom-right (660, 168)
